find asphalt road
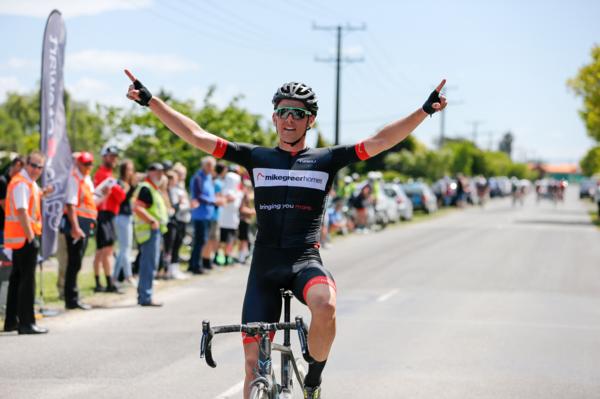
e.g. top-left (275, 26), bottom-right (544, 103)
top-left (1, 187), bottom-right (599, 399)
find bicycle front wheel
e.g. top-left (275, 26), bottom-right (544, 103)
top-left (249, 382), bottom-right (270, 399)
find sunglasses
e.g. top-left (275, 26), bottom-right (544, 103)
top-left (275, 107), bottom-right (311, 120)
top-left (82, 162), bottom-right (93, 167)
top-left (28, 162), bottom-right (44, 170)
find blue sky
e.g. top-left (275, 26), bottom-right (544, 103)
top-left (1, 0), bottom-right (598, 164)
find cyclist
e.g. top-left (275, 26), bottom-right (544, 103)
top-left (124, 70), bottom-right (446, 399)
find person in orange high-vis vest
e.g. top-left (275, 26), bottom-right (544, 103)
top-left (3, 151), bottom-right (49, 335)
top-left (63, 152), bottom-right (102, 310)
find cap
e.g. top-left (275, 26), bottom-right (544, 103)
top-left (101, 145), bottom-right (120, 157)
top-left (147, 162), bottom-right (164, 172)
top-left (162, 160), bottom-right (173, 170)
top-left (77, 152), bottom-right (94, 164)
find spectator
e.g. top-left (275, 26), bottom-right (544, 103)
top-left (218, 165), bottom-right (243, 265)
top-left (133, 163), bottom-right (168, 307)
top-left (160, 170), bottom-right (179, 279)
top-left (595, 181), bottom-right (600, 217)
top-left (63, 152), bottom-right (101, 310)
top-left (167, 162), bottom-right (191, 279)
top-left (238, 178), bottom-right (255, 264)
top-left (188, 156), bottom-right (216, 274)
top-left (205, 163), bottom-right (227, 267)
top-left (0, 156), bottom-right (24, 252)
top-left (112, 159), bottom-right (137, 288)
top-left (93, 145), bottom-right (126, 293)
top-left (320, 187), bottom-right (335, 248)
top-left (3, 151), bottom-right (49, 334)
top-left (455, 174), bottom-right (466, 207)
top-left (156, 168), bottom-right (173, 279)
top-left (328, 197), bottom-right (349, 236)
top-left (350, 184), bottom-right (372, 231)
top-left (56, 152), bottom-right (80, 299)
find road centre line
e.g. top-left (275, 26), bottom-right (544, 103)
top-left (214, 366), bottom-right (280, 398)
top-left (376, 289), bottom-right (399, 302)
top-left (214, 380), bottom-right (244, 399)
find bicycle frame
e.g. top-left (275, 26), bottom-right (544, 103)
top-left (200, 290), bottom-right (311, 397)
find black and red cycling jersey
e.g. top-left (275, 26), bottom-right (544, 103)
top-left (213, 139), bottom-right (370, 335)
top-left (213, 139), bottom-right (370, 248)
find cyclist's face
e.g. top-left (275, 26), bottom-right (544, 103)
top-left (272, 99), bottom-right (315, 140)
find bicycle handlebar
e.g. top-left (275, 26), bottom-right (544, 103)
top-left (200, 317), bottom-right (310, 368)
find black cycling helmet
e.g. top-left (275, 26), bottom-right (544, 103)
top-left (272, 82), bottom-right (318, 116)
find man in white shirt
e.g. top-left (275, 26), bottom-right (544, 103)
top-left (218, 166), bottom-right (243, 265)
top-left (63, 152), bottom-right (104, 310)
top-left (3, 151), bottom-right (49, 334)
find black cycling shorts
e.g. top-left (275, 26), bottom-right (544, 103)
top-left (241, 245), bottom-right (336, 344)
top-left (238, 220), bottom-right (249, 241)
top-left (219, 227), bottom-right (237, 244)
top-left (95, 211), bottom-right (116, 249)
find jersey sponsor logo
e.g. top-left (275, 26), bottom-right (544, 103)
top-left (253, 168), bottom-right (328, 191)
top-left (297, 158), bottom-right (317, 164)
top-left (258, 203), bottom-right (314, 211)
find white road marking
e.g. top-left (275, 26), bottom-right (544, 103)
top-left (377, 289), bottom-right (399, 302)
top-left (213, 366), bottom-right (280, 398)
top-left (213, 380), bottom-right (244, 399)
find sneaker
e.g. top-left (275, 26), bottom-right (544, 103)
top-left (303, 385), bottom-right (321, 399)
top-left (94, 285), bottom-right (106, 293)
top-left (105, 285), bottom-right (124, 294)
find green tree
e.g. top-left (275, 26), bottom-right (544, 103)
top-left (568, 45), bottom-right (600, 142)
top-left (0, 91), bottom-right (40, 153)
top-left (0, 90), bottom-right (115, 157)
top-left (580, 146), bottom-right (600, 176)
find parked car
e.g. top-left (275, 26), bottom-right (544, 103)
top-left (402, 182), bottom-right (438, 213)
top-left (489, 176), bottom-right (512, 198)
top-left (376, 189), bottom-right (400, 226)
top-left (580, 178), bottom-right (598, 199)
top-left (384, 183), bottom-right (413, 221)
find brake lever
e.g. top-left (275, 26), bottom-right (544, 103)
top-left (201, 320), bottom-right (217, 368)
top-left (295, 316), bottom-right (313, 364)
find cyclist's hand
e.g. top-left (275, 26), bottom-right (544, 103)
top-left (422, 79), bottom-right (448, 115)
top-left (125, 69), bottom-right (153, 106)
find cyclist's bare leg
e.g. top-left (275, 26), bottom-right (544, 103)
top-left (305, 283), bottom-right (337, 361)
top-left (243, 342), bottom-right (259, 399)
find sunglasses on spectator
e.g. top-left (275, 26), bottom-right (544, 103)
top-left (82, 162), bottom-right (93, 166)
top-left (28, 162), bottom-right (44, 170)
top-left (275, 107), bottom-right (311, 120)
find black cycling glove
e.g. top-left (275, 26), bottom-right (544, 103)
top-left (422, 89), bottom-right (441, 115)
top-left (133, 80), bottom-right (153, 106)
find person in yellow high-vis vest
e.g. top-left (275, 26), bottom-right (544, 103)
top-left (3, 151), bottom-right (49, 335)
top-left (133, 163), bottom-right (168, 307)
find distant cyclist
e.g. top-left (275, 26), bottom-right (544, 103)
top-left (124, 70), bottom-right (447, 399)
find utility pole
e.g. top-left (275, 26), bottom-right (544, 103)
top-left (314, 23), bottom-right (365, 145)
top-left (468, 120), bottom-right (483, 146)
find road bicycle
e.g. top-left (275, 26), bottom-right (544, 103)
top-left (201, 290), bottom-right (311, 398)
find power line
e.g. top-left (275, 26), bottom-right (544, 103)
top-left (177, 0), bottom-right (275, 44)
top-left (126, 0), bottom-right (253, 50)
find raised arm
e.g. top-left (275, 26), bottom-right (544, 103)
top-left (124, 69), bottom-right (220, 154)
top-left (362, 79), bottom-right (447, 157)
